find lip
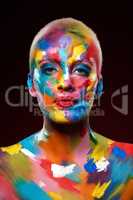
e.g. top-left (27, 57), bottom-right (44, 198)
top-left (55, 96), bottom-right (79, 109)
top-left (56, 100), bottom-right (76, 108)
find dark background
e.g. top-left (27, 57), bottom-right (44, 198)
top-left (0, 1), bottom-right (131, 146)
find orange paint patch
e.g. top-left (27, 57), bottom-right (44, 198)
top-left (75, 172), bottom-right (95, 200)
top-left (39, 133), bottom-right (72, 163)
top-left (121, 179), bottom-right (133, 200)
top-left (43, 94), bottom-right (53, 105)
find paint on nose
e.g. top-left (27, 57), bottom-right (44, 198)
top-left (57, 78), bottom-right (74, 92)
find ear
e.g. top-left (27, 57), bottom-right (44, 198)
top-left (27, 73), bottom-right (37, 97)
top-left (95, 77), bottom-right (103, 97)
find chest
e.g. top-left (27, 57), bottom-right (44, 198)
top-left (10, 155), bottom-right (133, 200)
top-left (2, 145), bottom-right (133, 200)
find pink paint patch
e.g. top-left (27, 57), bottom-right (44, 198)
top-left (31, 159), bottom-right (60, 192)
top-left (0, 175), bottom-right (19, 200)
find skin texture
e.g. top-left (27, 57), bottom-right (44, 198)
top-left (0, 18), bottom-right (133, 200)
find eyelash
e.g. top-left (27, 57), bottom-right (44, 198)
top-left (40, 63), bottom-right (58, 75)
top-left (72, 64), bottom-right (91, 76)
top-left (40, 63), bottom-right (91, 76)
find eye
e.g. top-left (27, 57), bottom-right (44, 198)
top-left (40, 63), bottom-right (58, 75)
top-left (72, 63), bottom-right (91, 76)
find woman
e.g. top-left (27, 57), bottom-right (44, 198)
top-left (0, 18), bottom-right (133, 200)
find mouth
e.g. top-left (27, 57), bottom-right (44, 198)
top-left (55, 98), bottom-right (78, 109)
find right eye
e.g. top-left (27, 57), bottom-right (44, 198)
top-left (40, 63), bottom-right (58, 75)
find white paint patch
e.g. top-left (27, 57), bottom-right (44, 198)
top-left (51, 163), bottom-right (76, 178)
top-left (34, 68), bottom-right (40, 83)
top-left (21, 148), bottom-right (37, 160)
top-left (39, 180), bottom-right (46, 188)
top-left (95, 157), bottom-right (109, 172)
top-left (34, 129), bottom-right (48, 142)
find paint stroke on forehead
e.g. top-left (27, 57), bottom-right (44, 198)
top-left (31, 32), bottom-right (101, 76)
top-left (29, 18), bottom-right (102, 78)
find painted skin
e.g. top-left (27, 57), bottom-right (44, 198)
top-left (0, 132), bottom-right (133, 200)
top-left (0, 18), bottom-right (133, 200)
top-left (31, 32), bottom-right (98, 123)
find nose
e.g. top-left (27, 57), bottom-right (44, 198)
top-left (57, 78), bottom-right (74, 92)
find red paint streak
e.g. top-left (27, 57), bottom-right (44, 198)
top-left (86, 42), bottom-right (101, 75)
top-left (41, 159), bottom-right (52, 177)
top-left (55, 178), bottom-right (79, 193)
top-left (41, 159), bottom-right (79, 193)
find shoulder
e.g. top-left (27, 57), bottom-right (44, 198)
top-left (93, 131), bottom-right (133, 176)
top-left (0, 133), bottom-right (40, 199)
top-left (0, 131), bottom-right (43, 178)
top-left (91, 131), bottom-right (133, 198)
top-left (93, 131), bottom-right (133, 156)
top-left (0, 144), bottom-right (23, 199)
top-left (0, 131), bottom-right (40, 179)
top-left (0, 130), bottom-right (42, 157)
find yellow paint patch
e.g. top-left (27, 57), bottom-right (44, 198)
top-left (68, 44), bottom-right (86, 64)
top-left (1, 143), bottom-right (22, 155)
top-left (92, 180), bottom-right (111, 198)
top-left (90, 145), bottom-right (107, 162)
top-left (90, 133), bottom-right (113, 162)
top-left (50, 109), bottom-right (68, 123)
top-left (34, 49), bottom-right (45, 63)
top-left (48, 192), bottom-right (62, 200)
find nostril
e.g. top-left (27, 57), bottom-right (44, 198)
top-left (58, 84), bottom-right (74, 92)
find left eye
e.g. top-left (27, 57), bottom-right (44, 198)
top-left (40, 63), bottom-right (58, 75)
top-left (72, 63), bottom-right (91, 76)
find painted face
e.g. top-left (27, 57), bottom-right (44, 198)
top-left (31, 32), bottom-right (98, 123)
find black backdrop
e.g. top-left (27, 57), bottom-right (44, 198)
top-left (0, 1), bottom-right (131, 146)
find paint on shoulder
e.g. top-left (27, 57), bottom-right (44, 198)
top-left (0, 130), bottom-right (43, 158)
top-left (0, 143), bottom-right (22, 156)
top-left (19, 131), bottom-right (43, 157)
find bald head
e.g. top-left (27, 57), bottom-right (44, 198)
top-left (29, 18), bottom-right (102, 76)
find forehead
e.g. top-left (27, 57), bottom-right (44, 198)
top-left (32, 32), bottom-right (94, 64)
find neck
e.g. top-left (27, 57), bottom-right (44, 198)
top-left (45, 117), bottom-right (89, 136)
top-left (38, 117), bottom-right (93, 165)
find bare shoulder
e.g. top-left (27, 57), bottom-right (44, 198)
top-left (0, 134), bottom-right (39, 199)
top-left (0, 144), bottom-right (22, 199)
top-left (94, 131), bottom-right (133, 157)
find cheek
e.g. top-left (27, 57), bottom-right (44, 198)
top-left (71, 76), bottom-right (88, 88)
top-left (72, 76), bottom-right (96, 90)
top-left (43, 93), bottom-right (55, 105)
top-left (71, 74), bottom-right (97, 102)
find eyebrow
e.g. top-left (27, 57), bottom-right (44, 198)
top-left (38, 58), bottom-right (61, 66)
top-left (38, 56), bottom-right (94, 72)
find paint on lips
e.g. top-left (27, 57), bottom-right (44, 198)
top-left (55, 96), bottom-right (79, 109)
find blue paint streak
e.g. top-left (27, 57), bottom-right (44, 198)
top-left (37, 39), bottom-right (50, 50)
top-left (65, 102), bottom-right (89, 122)
top-left (84, 159), bottom-right (96, 173)
top-left (112, 146), bottom-right (126, 159)
top-left (15, 179), bottom-right (52, 200)
top-left (20, 134), bottom-right (40, 155)
top-left (59, 49), bottom-right (67, 62)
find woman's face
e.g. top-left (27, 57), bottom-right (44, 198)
top-left (31, 32), bottom-right (98, 123)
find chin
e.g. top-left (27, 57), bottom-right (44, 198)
top-left (65, 105), bottom-right (90, 122)
top-left (42, 103), bottom-right (91, 123)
